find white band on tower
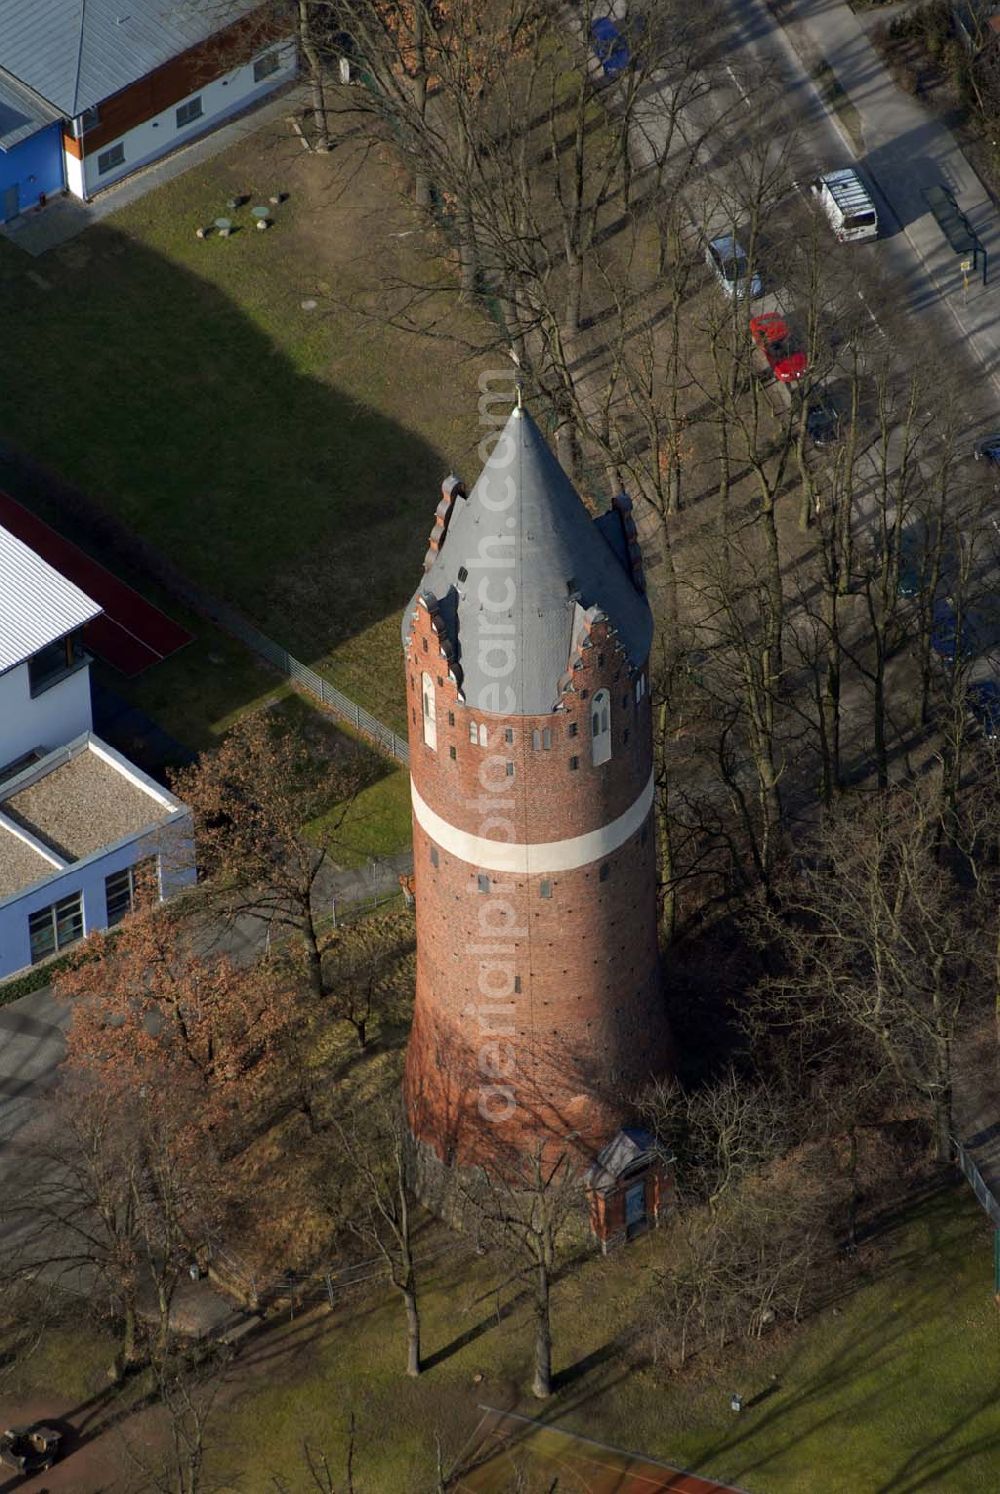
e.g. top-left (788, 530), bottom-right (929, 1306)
top-left (411, 771), bottom-right (654, 874)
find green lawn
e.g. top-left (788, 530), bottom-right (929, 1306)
top-left (321, 766), bottom-right (412, 866)
top-left (10, 1187), bottom-right (998, 1490)
top-left (204, 1182), bottom-right (999, 1492)
top-left (276, 692), bottom-right (412, 865)
top-left (0, 124), bottom-right (497, 737)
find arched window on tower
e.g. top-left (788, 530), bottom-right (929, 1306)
top-left (421, 672), bottom-right (437, 750)
top-left (591, 688), bottom-right (611, 765)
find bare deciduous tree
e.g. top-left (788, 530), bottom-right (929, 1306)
top-left (464, 1144), bottom-right (582, 1399)
top-left (753, 783), bottom-right (995, 1161)
top-left (3, 1081), bottom-right (213, 1379)
top-left (329, 1097), bottom-right (423, 1377)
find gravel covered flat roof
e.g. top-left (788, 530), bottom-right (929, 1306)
top-left (0, 826), bottom-right (57, 900)
top-left (2, 745), bottom-right (170, 865)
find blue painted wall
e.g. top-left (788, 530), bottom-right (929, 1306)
top-left (0, 122), bottom-right (65, 220)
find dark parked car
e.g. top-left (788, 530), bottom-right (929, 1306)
top-left (804, 390), bottom-right (842, 446)
top-left (967, 680), bottom-right (1000, 739)
top-left (931, 597), bottom-right (983, 666)
top-left (895, 523), bottom-right (932, 599)
top-left (0, 1425), bottom-right (62, 1475)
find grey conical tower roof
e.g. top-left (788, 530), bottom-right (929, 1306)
top-left (404, 406), bottom-right (653, 715)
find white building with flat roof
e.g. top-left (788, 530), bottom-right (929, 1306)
top-left (0, 524), bottom-right (196, 979)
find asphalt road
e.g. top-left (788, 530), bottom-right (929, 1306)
top-left (0, 989), bottom-right (68, 1153)
top-left (730, 0), bottom-right (1000, 401)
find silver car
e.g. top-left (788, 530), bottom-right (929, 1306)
top-left (705, 234), bottom-right (762, 299)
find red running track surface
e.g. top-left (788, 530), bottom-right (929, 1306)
top-left (456, 1409), bottom-right (750, 1494)
top-left (0, 491), bottom-right (192, 678)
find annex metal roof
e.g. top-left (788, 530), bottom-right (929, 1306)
top-left (0, 0), bottom-right (263, 118)
top-left (0, 523), bottom-right (102, 674)
top-left (403, 406), bottom-right (653, 716)
top-left (0, 68), bottom-right (62, 152)
top-left (584, 1127), bottom-right (666, 1192)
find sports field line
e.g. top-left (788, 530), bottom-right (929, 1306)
top-left (460, 1405), bottom-right (750, 1494)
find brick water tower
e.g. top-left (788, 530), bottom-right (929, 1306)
top-left (401, 402), bottom-right (672, 1192)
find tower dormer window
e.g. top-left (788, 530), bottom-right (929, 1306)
top-left (591, 688), bottom-right (611, 766)
top-left (421, 672), bottom-right (437, 750)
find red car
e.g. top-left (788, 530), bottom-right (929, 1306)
top-left (749, 311), bottom-right (807, 383)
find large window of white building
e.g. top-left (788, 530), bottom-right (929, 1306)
top-left (176, 96), bottom-right (204, 129)
top-left (105, 856), bottom-right (159, 926)
top-left (28, 891), bottom-right (83, 964)
top-left (97, 142), bottom-right (124, 175)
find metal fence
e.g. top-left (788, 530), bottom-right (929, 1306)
top-left (202, 596), bottom-right (409, 766)
top-left (331, 858), bottom-right (413, 926)
top-left (209, 1232), bottom-right (464, 1315)
top-left (953, 1136), bottom-right (1000, 1229)
top-left (276, 1234), bottom-right (467, 1310)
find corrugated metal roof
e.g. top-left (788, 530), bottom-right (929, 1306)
top-left (0, 0), bottom-right (262, 117)
top-left (0, 67), bottom-right (61, 151)
top-left (0, 524), bottom-right (102, 673)
top-left (403, 408), bottom-right (653, 716)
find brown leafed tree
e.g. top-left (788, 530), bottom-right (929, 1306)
top-left (57, 901), bottom-right (301, 1153)
top-left (171, 711), bottom-right (375, 1008)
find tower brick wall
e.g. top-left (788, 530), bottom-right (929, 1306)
top-left (400, 406), bottom-right (672, 1182)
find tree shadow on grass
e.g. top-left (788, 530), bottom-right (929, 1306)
top-left (874, 1383), bottom-right (1000, 1493)
top-left (0, 214), bottom-right (450, 712)
top-left (687, 1230), bottom-right (985, 1486)
top-left (522, 1185), bottom-right (988, 1489)
top-left (421, 1297), bottom-right (529, 1374)
top-left (551, 1333), bottom-right (633, 1393)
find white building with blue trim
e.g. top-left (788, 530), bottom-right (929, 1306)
top-left (0, 524), bottom-right (195, 980)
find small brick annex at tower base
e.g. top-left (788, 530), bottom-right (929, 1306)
top-left (400, 403), bottom-right (673, 1201)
